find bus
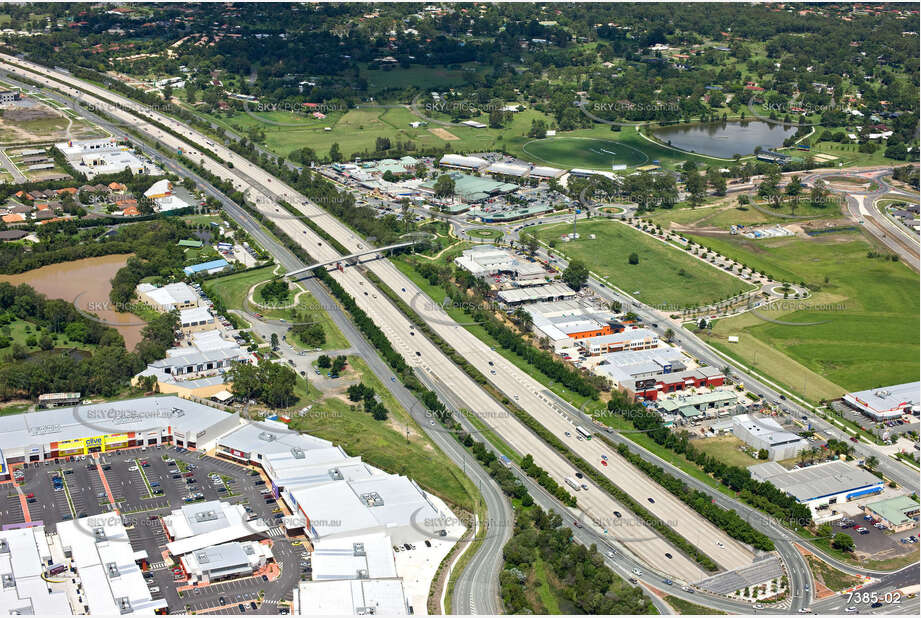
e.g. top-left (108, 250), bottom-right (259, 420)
top-left (47, 563), bottom-right (67, 576)
top-left (575, 426), bottom-right (592, 440)
top-left (564, 477), bottom-right (581, 491)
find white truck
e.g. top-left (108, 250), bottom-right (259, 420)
top-left (564, 477), bottom-right (581, 491)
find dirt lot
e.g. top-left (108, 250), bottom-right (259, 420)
top-left (429, 127), bottom-right (459, 141)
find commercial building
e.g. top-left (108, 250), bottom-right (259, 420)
top-left (180, 541), bottom-right (273, 584)
top-left (842, 382), bottom-right (920, 420)
top-left (748, 460), bottom-right (884, 518)
top-left (136, 282), bottom-right (199, 312)
top-left (37, 392), bottom-right (82, 408)
top-left (438, 154), bottom-right (489, 171)
top-left (57, 514), bottom-right (169, 615)
top-left (755, 150), bottom-right (792, 164)
top-left (0, 525), bottom-right (73, 615)
top-left (293, 578), bottom-right (408, 615)
top-left (863, 496), bottom-right (920, 532)
top-left (0, 396), bottom-right (240, 466)
top-left (310, 533), bottom-right (397, 581)
top-left (284, 474), bottom-right (443, 546)
top-left (216, 419), bottom-right (333, 468)
top-left (421, 171), bottom-right (517, 203)
top-left (134, 330), bottom-right (253, 398)
top-left (454, 245), bottom-right (547, 284)
top-left (577, 328), bottom-right (659, 355)
top-left (731, 414), bottom-right (808, 460)
top-left (164, 500), bottom-right (269, 557)
top-left (183, 258), bottom-right (230, 277)
top-left (179, 306), bottom-right (217, 335)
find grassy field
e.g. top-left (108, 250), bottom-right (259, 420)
top-left (648, 197), bottom-right (846, 231)
top-left (687, 230), bottom-right (919, 396)
top-left (531, 219), bottom-right (755, 308)
top-left (286, 355), bottom-right (477, 511)
top-left (203, 266), bottom-right (348, 350)
top-left (806, 556), bottom-right (864, 592)
top-left (693, 435), bottom-right (760, 468)
top-left (521, 135), bottom-right (650, 169)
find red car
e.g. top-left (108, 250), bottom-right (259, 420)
top-left (25, 493), bottom-right (34, 499)
top-left (601, 460), bottom-right (608, 466)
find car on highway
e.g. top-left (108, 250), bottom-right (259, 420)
top-left (601, 459), bottom-right (608, 466)
top-left (631, 568), bottom-right (642, 576)
top-left (606, 550), bottom-right (615, 558)
top-left (717, 541), bottom-right (725, 548)
top-left (647, 497), bottom-right (655, 503)
top-left (664, 552), bottom-right (672, 559)
top-left (844, 607), bottom-right (857, 613)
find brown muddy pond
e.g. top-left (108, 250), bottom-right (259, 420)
top-left (0, 254), bottom-right (145, 349)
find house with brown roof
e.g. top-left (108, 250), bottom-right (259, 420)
top-left (122, 206), bottom-right (141, 216)
top-left (56, 187), bottom-right (79, 196)
top-left (109, 181), bottom-right (128, 193)
top-left (2, 213), bottom-right (26, 225)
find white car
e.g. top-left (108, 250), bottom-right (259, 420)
top-left (844, 607), bottom-right (857, 613)
top-left (128, 466), bottom-right (138, 471)
top-left (716, 541), bottom-right (725, 548)
top-left (607, 551), bottom-right (615, 558)
top-left (631, 568), bottom-right (642, 576)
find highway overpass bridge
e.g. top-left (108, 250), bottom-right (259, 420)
top-left (283, 241), bottom-right (415, 279)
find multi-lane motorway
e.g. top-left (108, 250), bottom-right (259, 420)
top-left (3, 54), bottom-right (917, 614)
top-left (0, 53), bottom-right (756, 585)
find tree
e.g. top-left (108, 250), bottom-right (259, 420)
top-left (317, 354), bottom-right (331, 369)
top-left (434, 174), bottom-right (456, 198)
top-left (685, 173), bottom-right (707, 208)
top-left (270, 332), bottom-right (279, 351)
top-left (864, 455), bottom-right (879, 471)
top-left (328, 142), bottom-right (342, 163)
top-left (523, 234), bottom-right (539, 256)
top-left (628, 252), bottom-right (639, 265)
top-left (785, 174), bottom-right (803, 214)
top-left (663, 328), bottom-right (675, 342)
top-left (562, 260), bottom-right (590, 290)
top-left (832, 532), bottom-right (855, 553)
top-left (528, 118), bottom-right (547, 138)
top-left (758, 448), bottom-right (769, 460)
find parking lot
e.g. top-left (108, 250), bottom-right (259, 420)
top-left (836, 517), bottom-right (919, 559)
top-left (10, 445), bottom-right (304, 614)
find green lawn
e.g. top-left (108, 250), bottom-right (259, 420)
top-left (466, 227), bottom-right (503, 239)
top-left (688, 230), bottom-right (919, 396)
top-left (665, 596), bottom-right (726, 615)
top-left (532, 219), bottom-right (755, 308)
top-left (286, 355), bottom-right (477, 512)
top-left (203, 266), bottom-right (348, 350)
top-left (520, 135), bottom-right (650, 169)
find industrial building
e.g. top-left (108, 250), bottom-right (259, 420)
top-left (0, 396), bottom-right (240, 468)
top-left (496, 282), bottom-right (576, 306)
top-left (594, 346), bottom-right (685, 384)
top-left (57, 515), bottom-right (169, 615)
top-left (183, 258), bottom-right (231, 277)
top-left (216, 419), bottom-right (333, 467)
top-left (657, 390), bottom-right (740, 423)
top-left (136, 282), bottom-right (200, 312)
top-left (731, 414), bottom-right (809, 460)
top-left (748, 460), bottom-right (884, 518)
top-left (310, 533), bottom-right (397, 581)
top-left (525, 300), bottom-right (621, 350)
top-left (454, 245), bottom-right (548, 284)
top-left (842, 382), bottom-right (920, 420)
top-left (0, 525), bottom-right (73, 615)
top-left (56, 139), bottom-right (162, 179)
top-left (180, 541), bottom-right (273, 584)
top-left (576, 327), bottom-right (659, 355)
top-left (863, 495), bottom-right (920, 532)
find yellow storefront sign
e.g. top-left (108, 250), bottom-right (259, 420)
top-left (56, 434), bottom-right (130, 454)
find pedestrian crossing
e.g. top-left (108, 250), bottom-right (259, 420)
top-left (267, 527), bottom-right (285, 537)
top-left (149, 561), bottom-right (168, 570)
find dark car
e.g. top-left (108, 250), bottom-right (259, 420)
top-left (219, 597), bottom-right (226, 605)
top-left (613, 511), bottom-right (622, 518)
top-left (647, 497), bottom-right (655, 504)
top-left (575, 472), bottom-right (583, 479)
top-left (665, 552), bottom-right (673, 559)
top-left (254, 480), bottom-right (266, 486)
top-left (238, 604), bottom-right (245, 613)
